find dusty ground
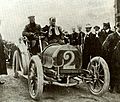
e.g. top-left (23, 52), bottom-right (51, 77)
top-left (0, 67), bottom-right (120, 102)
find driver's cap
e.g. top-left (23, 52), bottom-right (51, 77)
top-left (49, 17), bottom-right (56, 22)
top-left (28, 16), bottom-right (35, 19)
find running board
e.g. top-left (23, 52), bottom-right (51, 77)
top-left (17, 71), bottom-right (28, 79)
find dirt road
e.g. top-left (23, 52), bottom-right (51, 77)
top-left (0, 68), bottom-right (120, 102)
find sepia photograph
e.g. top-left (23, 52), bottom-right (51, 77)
top-left (0, 0), bottom-right (120, 102)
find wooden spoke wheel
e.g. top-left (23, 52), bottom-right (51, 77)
top-left (28, 55), bottom-right (43, 100)
top-left (87, 57), bottom-right (110, 96)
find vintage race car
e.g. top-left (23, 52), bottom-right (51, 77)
top-left (13, 36), bottom-right (110, 100)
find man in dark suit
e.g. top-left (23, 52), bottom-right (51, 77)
top-left (82, 24), bottom-right (101, 69)
top-left (22, 16), bottom-right (41, 55)
top-left (102, 22), bottom-right (120, 93)
top-left (94, 25), bottom-right (100, 37)
top-left (77, 25), bottom-right (85, 49)
top-left (69, 27), bottom-right (80, 46)
top-left (63, 31), bottom-right (69, 44)
top-left (42, 17), bottom-right (64, 44)
top-left (99, 22), bottom-right (114, 44)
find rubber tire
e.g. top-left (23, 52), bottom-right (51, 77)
top-left (87, 56), bottom-right (110, 96)
top-left (13, 50), bottom-right (28, 75)
top-left (28, 55), bottom-right (43, 100)
top-left (20, 53), bottom-right (29, 75)
top-left (12, 50), bottom-right (20, 78)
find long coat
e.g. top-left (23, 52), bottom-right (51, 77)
top-left (111, 41), bottom-right (120, 83)
top-left (22, 23), bottom-right (41, 54)
top-left (102, 32), bottom-right (120, 86)
top-left (22, 23), bottom-right (41, 41)
top-left (98, 29), bottom-right (114, 44)
top-left (0, 34), bottom-right (7, 75)
top-left (82, 32), bottom-right (102, 69)
top-left (102, 32), bottom-right (120, 63)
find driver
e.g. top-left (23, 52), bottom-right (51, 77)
top-left (42, 17), bottom-right (64, 44)
top-left (22, 16), bottom-right (41, 55)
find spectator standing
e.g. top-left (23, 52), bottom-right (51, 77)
top-left (0, 34), bottom-right (7, 84)
top-left (99, 22), bottom-right (114, 44)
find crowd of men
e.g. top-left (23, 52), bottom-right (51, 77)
top-left (17, 16), bottom-right (120, 93)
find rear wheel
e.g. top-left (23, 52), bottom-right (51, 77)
top-left (28, 55), bottom-right (43, 100)
top-left (87, 56), bottom-right (110, 96)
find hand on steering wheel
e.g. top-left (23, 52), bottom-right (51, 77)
top-left (33, 34), bottom-right (38, 38)
top-left (30, 32), bottom-right (34, 36)
top-left (29, 32), bottom-right (38, 38)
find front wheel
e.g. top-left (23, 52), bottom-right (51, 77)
top-left (28, 55), bottom-right (43, 100)
top-left (87, 56), bottom-right (110, 96)
top-left (12, 50), bottom-right (20, 78)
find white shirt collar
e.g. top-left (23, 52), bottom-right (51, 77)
top-left (95, 31), bottom-right (99, 34)
top-left (86, 31), bottom-right (91, 35)
top-left (106, 29), bottom-right (109, 33)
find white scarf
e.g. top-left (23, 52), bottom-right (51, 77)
top-left (49, 26), bottom-right (60, 36)
top-left (95, 31), bottom-right (99, 38)
top-left (106, 29), bottom-right (109, 33)
top-left (85, 31), bottom-right (91, 37)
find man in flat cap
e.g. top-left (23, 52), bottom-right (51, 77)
top-left (99, 22), bottom-right (113, 44)
top-left (42, 17), bottom-right (64, 44)
top-left (82, 24), bottom-right (101, 69)
top-left (22, 16), bottom-right (41, 55)
top-left (102, 22), bottom-right (120, 93)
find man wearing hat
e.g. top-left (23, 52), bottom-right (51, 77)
top-left (22, 16), bottom-right (41, 55)
top-left (102, 22), bottom-right (120, 93)
top-left (42, 17), bottom-right (64, 44)
top-left (94, 25), bottom-right (100, 37)
top-left (84, 24), bottom-right (92, 38)
top-left (63, 31), bottom-right (69, 44)
top-left (0, 34), bottom-right (7, 84)
top-left (99, 22), bottom-right (113, 44)
top-left (69, 27), bottom-right (79, 46)
top-left (82, 24), bottom-right (101, 69)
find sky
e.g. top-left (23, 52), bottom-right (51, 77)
top-left (0, 0), bottom-right (115, 43)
